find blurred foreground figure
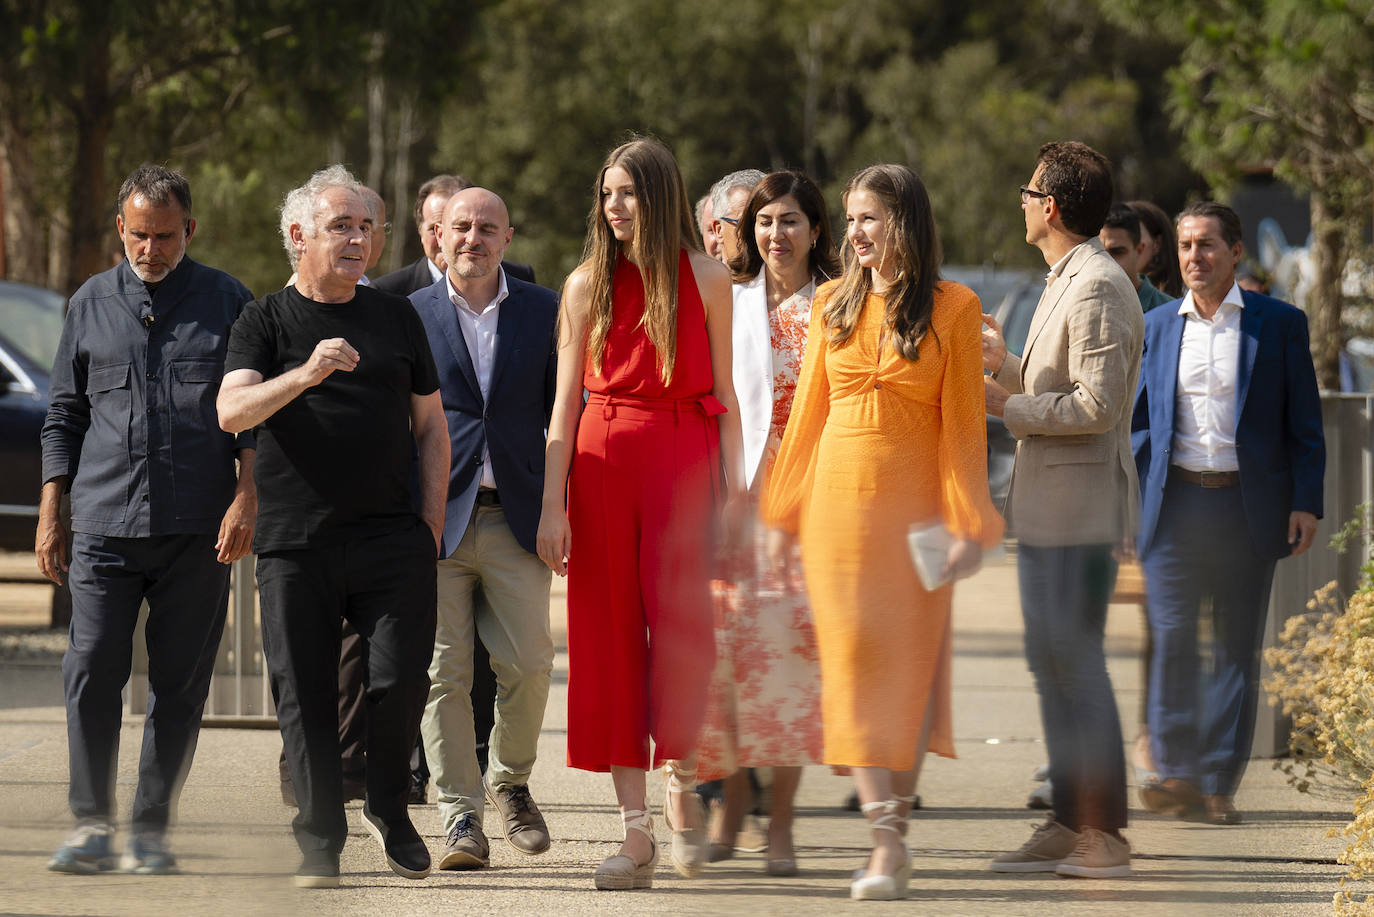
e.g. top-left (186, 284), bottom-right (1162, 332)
top-left (39, 165), bottom-right (256, 875)
top-left (1132, 201), bottom-right (1323, 827)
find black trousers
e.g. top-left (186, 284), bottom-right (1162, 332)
top-left (258, 522), bottom-right (436, 855)
top-left (64, 532), bottom-right (230, 834)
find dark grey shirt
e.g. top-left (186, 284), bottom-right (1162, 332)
top-left (41, 258), bottom-right (253, 537)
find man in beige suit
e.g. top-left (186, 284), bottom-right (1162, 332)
top-left (981, 142), bottom-right (1144, 879)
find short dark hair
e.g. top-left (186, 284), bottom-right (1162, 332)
top-left (1035, 142), bottom-right (1113, 238)
top-left (1101, 203), bottom-right (1141, 245)
top-left (118, 165), bottom-right (192, 225)
top-left (1176, 201), bottom-right (1243, 247)
top-left (412, 174), bottom-right (473, 231)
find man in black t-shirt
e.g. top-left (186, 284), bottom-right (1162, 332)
top-left (218, 165), bottom-right (448, 889)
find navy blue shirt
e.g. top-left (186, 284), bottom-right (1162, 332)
top-left (41, 257), bottom-right (254, 537)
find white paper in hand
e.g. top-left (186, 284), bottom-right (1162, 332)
top-left (908, 521), bottom-right (954, 591)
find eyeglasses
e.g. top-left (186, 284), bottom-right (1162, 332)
top-left (382, 222), bottom-right (392, 236)
top-left (719, 216), bottom-right (740, 226)
top-left (1019, 185), bottom-right (1051, 204)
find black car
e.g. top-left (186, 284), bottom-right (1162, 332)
top-left (0, 280), bottom-right (65, 552)
top-left (943, 267), bottom-right (1039, 509)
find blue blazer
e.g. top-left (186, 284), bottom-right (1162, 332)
top-left (409, 274), bottom-right (558, 558)
top-left (1131, 290), bottom-right (1325, 559)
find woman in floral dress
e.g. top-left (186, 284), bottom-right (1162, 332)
top-left (697, 171), bottom-right (840, 876)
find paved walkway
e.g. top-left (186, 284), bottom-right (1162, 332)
top-left (0, 553), bottom-right (1353, 915)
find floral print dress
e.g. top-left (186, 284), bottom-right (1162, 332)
top-left (698, 285), bottom-right (822, 778)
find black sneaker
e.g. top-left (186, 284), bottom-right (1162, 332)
top-left (361, 804), bottom-right (431, 879)
top-left (293, 848), bottom-right (340, 888)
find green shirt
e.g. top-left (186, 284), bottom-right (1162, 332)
top-left (1137, 275), bottom-right (1174, 313)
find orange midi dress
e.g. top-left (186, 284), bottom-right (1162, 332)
top-left (761, 280), bottom-right (1004, 770)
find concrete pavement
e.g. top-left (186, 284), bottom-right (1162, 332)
top-left (0, 552), bottom-right (1353, 915)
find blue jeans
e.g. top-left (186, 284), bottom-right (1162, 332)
top-left (1142, 480), bottom-right (1275, 796)
top-left (1019, 543), bottom-right (1127, 832)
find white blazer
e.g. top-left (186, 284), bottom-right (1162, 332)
top-left (732, 273), bottom-right (815, 489)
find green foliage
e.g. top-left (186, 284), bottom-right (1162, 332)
top-left (3, 0), bottom-right (1201, 295)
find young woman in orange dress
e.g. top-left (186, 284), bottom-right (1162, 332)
top-left (763, 163), bottom-right (1004, 900)
top-left (536, 136), bottom-right (746, 890)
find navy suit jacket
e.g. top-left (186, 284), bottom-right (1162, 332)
top-left (1131, 289), bottom-right (1325, 560)
top-left (409, 273), bottom-right (558, 558)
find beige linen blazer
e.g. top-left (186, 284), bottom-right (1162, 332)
top-left (993, 238), bottom-right (1144, 546)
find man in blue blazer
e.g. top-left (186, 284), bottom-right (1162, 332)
top-left (409, 188), bottom-right (558, 870)
top-left (1131, 201), bottom-right (1324, 825)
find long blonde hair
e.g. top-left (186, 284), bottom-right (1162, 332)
top-left (824, 163), bottom-right (942, 361)
top-left (580, 136), bottom-right (698, 383)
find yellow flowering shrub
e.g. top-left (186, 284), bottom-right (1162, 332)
top-left (1265, 582), bottom-right (1374, 915)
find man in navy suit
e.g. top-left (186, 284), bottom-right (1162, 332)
top-left (409, 187), bottom-right (558, 870)
top-left (1131, 201), bottom-right (1324, 825)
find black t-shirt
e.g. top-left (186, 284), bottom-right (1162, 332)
top-left (224, 284), bottom-right (440, 552)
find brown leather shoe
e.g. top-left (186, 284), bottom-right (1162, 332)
top-left (1138, 777), bottom-right (1203, 817)
top-left (1202, 794), bottom-right (1242, 825)
top-left (485, 781), bottom-right (551, 855)
top-left (437, 813), bottom-right (489, 870)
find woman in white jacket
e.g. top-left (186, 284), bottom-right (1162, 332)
top-left (696, 171), bottom-right (840, 876)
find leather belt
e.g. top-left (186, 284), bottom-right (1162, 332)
top-left (1169, 465), bottom-right (1239, 488)
top-left (475, 489), bottom-right (501, 506)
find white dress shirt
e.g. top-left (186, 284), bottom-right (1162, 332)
top-left (447, 268), bottom-right (509, 490)
top-left (427, 258), bottom-right (443, 284)
top-left (1171, 281), bottom-right (1244, 472)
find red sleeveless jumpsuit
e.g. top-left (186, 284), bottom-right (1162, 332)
top-left (565, 249), bottom-right (722, 772)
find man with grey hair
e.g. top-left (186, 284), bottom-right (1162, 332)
top-left (39, 164), bottom-right (256, 875)
top-left (696, 193), bottom-right (721, 260)
top-left (709, 169), bottom-right (765, 266)
top-left (219, 164), bottom-right (448, 887)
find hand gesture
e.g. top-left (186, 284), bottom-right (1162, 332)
top-left (302, 338), bottom-right (359, 386)
top-left (981, 313), bottom-right (1007, 374)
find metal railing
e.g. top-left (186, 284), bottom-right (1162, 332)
top-left (127, 395), bottom-right (1374, 746)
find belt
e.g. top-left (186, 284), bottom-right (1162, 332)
top-left (586, 391), bottom-right (727, 421)
top-left (475, 489), bottom-right (501, 506)
top-left (1169, 465), bottom-right (1239, 488)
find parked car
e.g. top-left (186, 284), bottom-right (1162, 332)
top-left (943, 266), bottom-right (1040, 510)
top-left (0, 280), bottom-right (65, 552)
top-left (984, 279), bottom-right (1043, 508)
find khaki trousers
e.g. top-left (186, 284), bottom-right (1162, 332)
top-left (421, 503), bottom-right (553, 831)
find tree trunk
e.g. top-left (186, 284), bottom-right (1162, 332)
top-left (0, 122), bottom-right (46, 285)
top-left (1306, 192), bottom-right (1347, 392)
top-left (387, 96), bottom-right (417, 275)
top-left (64, 28), bottom-right (113, 295)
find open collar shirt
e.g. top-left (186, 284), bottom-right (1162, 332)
top-left (446, 267), bottom-right (509, 490)
top-left (1171, 281), bottom-right (1245, 473)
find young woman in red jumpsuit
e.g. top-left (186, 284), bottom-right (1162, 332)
top-left (537, 137), bottom-right (746, 890)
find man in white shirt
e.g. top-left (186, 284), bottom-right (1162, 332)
top-left (1130, 201), bottom-right (1324, 826)
top-left (406, 187), bottom-right (559, 870)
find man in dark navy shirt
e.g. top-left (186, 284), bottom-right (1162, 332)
top-left (37, 165), bottom-right (256, 876)
top-left (218, 165), bottom-right (448, 889)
